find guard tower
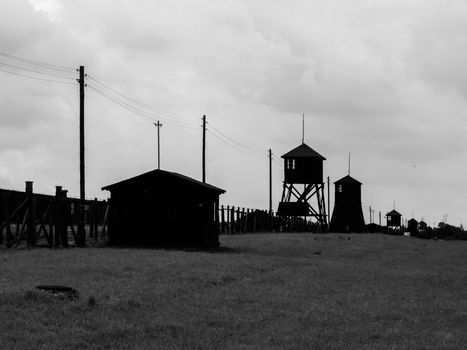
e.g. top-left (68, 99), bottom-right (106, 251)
top-left (277, 143), bottom-right (327, 228)
top-left (386, 210), bottom-right (402, 228)
top-left (407, 218), bottom-right (418, 235)
top-left (329, 175), bottom-right (365, 232)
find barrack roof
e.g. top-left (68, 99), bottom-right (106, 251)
top-left (102, 169), bottom-right (225, 194)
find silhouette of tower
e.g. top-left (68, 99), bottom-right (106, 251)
top-left (386, 210), bottom-right (402, 228)
top-left (329, 175), bottom-right (365, 232)
top-left (277, 143), bottom-right (327, 228)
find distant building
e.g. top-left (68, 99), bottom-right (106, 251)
top-left (364, 223), bottom-right (383, 233)
top-left (407, 218), bottom-right (418, 235)
top-left (330, 175), bottom-right (365, 233)
top-left (386, 209), bottom-right (402, 228)
top-left (102, 169), bottom-right (225, 248)
top-left (419, 220), bottom-right (428, 231)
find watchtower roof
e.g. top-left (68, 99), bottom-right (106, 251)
top-left (334, 175), bottom-right (362, 185)
top-left (386, 210), bottom-right (401, 217)
top-left (281, 143), bottom-right (325, 159)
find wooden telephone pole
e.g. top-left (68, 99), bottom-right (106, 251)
top-left (77, 66), bottom-right (86, 247)
top-left (327, 176), bottom-right (330, 224)
top-left (269, 149), bottom-right (273, 231)
top-left (154, 121), bottom-right (162, 169)
top-left (202, 115), bottom-right (206, 183)
top-left (268, 149), bottom-right (272, 214)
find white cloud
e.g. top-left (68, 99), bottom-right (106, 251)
top-left (0, 0), bottom-right (466, 225)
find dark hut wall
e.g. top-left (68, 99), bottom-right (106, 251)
top-left (107, 178), bottom-right (219, 247)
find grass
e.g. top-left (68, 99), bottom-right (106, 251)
top-left (1, 233), bottom-right (467, 349)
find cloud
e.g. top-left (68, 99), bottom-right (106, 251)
top-left (0, 0), bottom-right (467, 225)
top-left (407, 1), bottom-right (467, 96)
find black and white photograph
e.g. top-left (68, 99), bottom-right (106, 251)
top-left (1, 0), bottom-right (466, 348)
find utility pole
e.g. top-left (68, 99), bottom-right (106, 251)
top-left (268, 149), bottom-right (272, 214)
top-left (77, 65), bottom-right (85, 247)
top-left (369, 206), bottom-right (372, 224)
top-left (379, 211), bottom-right (381, 226)
top-left (327, 176), bottom-right (330, 222)
top-left (202, 115), bottom-right (206, 183)
top-left (154, 121), bottom-right (162, 169)
top-left (268, 149), bottom-right (273, 231)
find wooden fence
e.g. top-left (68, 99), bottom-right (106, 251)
top-left (0, 182), bottom-right (109, 248)
top-left (218, 205), bottom-right (321, 234)
top-left (0, 184), bottom-right (326, 248)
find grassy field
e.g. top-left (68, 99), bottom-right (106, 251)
top-left (1, 233), bottom-right (467, 349)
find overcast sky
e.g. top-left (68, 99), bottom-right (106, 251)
top-left (1, 0), bottom-right (466, 227)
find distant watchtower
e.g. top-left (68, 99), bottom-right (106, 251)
top-left (386, 210), bottom-right (402, 228)
top-left (277, 143), bottom-right (327, 228)
top-left (329, 175), bottom-right (365, 232)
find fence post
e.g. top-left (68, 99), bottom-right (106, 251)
top-left (261, 210), bottom-right (266, 232)
top-left (271, 211), bottom-right (275, 233)
top-left (88, 200), bottom-right (92, 239)
top-left (93, 198), bottom-right (98, 240)
top-left (220, 205), bottom-right (225, 234)
top-left (61, 190), bottom-right (69, 247)
top-left (214, 198), bottom-right (220, 239)
top-left (54, 186), bottom-right (62, 247)
top-left (245, 209), bottom-right (250, 232)
top-left (4, 192), bottom-right (11, 247)
top-left (242, 208), bottom-right (246, 233)
top-left (230, 206), bottom-right (235, 234)
top-left (25, 181), bottom-right (35, 248)
top-left (102, 199), bottom-right (110, 239)
top-left (225, 205), bottom-right (232, 234)
top-left (229, 206), bottom-right (233, 234)
top-left (253, 210), bottom-right (257, 233)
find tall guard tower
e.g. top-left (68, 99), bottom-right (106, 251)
top-left (329, 175), bottom-right (365, 232)
top-left (277, 142), bottom-right (328, 229)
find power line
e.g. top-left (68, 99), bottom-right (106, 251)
top-left (87, 84), bottom-right (200, 129)
top-left (87, 75), bottom-right (199, 124)
top-left (0, 61), bottom-right (75, 80)
top-left (87, 78), bottom-right (199, 126)
top-left (0, 67), bottom-right (76, 85)
top-left (0, 51), bottom-right (274, 165)
top-left (207, 122), bottom-right (264, 155)
top-left (90, 81), bottom-right (271, 161)
top-left (0, 52), bottom-right (75, 72)
top-left (207, 126), bottom-right (265, 157)
top-left (88, 83), bottom-right (200, 128)
top-left (88, 85), bottom-right (160, 124)
top-left (206, 129), bottom-right (265, 160)
top-left (85, 74), bottom-right (269, 158)
top-left (88, 85), bottom-right (198, 129)
top-left (88, 78), bottom-right (271, 159)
